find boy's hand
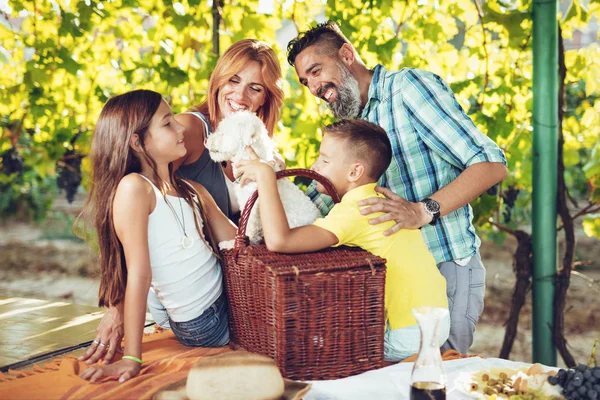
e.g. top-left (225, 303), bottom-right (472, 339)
top-left (235, 160), bottom-right (274, 186)
top-left (235, 148), bottom-right (275, 187)
top-left (79, 358), bottom-right (141, 383)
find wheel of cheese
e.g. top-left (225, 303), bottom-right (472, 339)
top-left (185, 351), bottom-right (285, 400)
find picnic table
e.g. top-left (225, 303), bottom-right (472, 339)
top-left (0, 297), bottom-right (558, 399)
top-left (306, 356), bottom-right (557, 399)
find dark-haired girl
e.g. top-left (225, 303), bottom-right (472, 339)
top-left (79, 90), bottom-right (235, 383)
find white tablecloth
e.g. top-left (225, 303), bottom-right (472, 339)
top-left (304, 357), bottom-right (557, 400)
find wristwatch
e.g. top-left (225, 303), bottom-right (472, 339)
top-left (421, 198), bottom-right (441, 226)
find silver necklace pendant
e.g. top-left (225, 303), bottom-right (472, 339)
top-left (182, 235), bottom-right (194, 249)
top-left (167, 196), bottom-right (193, 249)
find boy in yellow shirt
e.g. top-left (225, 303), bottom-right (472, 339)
top-left (236, 119), bottom-right (449, 361)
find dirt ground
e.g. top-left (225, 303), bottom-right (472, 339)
top-left (1, 198), bottom-right (598, 367)
top-left (473, 232), bottom-right (600, 367)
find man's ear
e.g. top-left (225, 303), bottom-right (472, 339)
top-left (348, 162), bottom-right (365, 182)
top-left (129, 134), bottom-right (142, 152)
top-left (338, 43), bottom-right (355, 67)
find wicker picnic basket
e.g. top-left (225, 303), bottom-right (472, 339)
top-left (220, 169), bottom-right (387, 381)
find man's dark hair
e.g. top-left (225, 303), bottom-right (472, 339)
top-left (287, 21), bottom-right (351, 66)
top-left (324, 119), bottom-right (392, 181)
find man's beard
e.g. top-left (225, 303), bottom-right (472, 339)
top-left (326, 63), bottom-right (361, 119)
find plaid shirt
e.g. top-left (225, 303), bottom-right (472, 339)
top-left (308, 64), bottom-right (507, 263)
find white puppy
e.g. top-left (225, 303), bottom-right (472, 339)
top-left (206, 111), bottom-right (321, 249)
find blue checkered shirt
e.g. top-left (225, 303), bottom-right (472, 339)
top-left (308, 64), bottom-right (507, 263)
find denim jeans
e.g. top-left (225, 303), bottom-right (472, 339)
top-left (384, 314), bottom-right (450, 362)
top-left (438, 252), bottom-right (486, 354)
top-left (168, 293), bottom-right (230, 347)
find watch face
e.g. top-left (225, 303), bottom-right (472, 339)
top-left (425, 199), bottom-right (441, 214)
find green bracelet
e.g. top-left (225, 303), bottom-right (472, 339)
top-left (122, 355), bottom-right (143, 365)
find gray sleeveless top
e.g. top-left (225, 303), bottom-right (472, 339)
top-left (176, 112), bottom-right (231, 218)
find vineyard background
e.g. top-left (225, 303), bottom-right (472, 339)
top-left (1, 0), bottom-right (599, 365)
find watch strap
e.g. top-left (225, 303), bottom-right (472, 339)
top-left (423, 197), bottom-right (441, 226)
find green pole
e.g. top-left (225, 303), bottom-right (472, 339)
top-left (532, 0), bottom-right (558, 366)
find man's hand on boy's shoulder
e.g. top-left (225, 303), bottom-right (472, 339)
top-left (358, 186), bottom-right (432, 235)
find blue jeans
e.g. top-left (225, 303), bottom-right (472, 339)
top-left (384, 315), bottom-right (451, 362)
top-left (168, 293), bottom-right (230, 347)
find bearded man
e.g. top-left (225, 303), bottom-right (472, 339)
top-left (287, 21), bottom-right (508, 355)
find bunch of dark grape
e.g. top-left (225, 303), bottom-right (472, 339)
top-left (502, 186), bottom-right (520, 223)
top-left (1, 147), bottom-right (25, 175)
top-left (548, 364), bottom-right (600, 399)
top-left (56, 150), bottom-right (82, 203)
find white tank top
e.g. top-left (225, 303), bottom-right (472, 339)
top-left (137, 174), bottom-right (222, 322)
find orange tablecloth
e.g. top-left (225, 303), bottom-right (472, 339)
top-left (0, 329), bottom-right (231, 400)
top-left (0, 328), bottom-right (473, 400)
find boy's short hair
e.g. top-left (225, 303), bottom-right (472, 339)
top-left (324, 119), bottom-right (392, 181)
top-left (287, 21), bottom-right (350, 66)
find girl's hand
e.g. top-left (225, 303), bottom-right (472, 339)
top-left (79, 358), bottom-right (142, 383)
top-left (78, 306), bottom-right (124, 365)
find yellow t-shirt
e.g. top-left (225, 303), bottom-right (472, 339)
top-left (313, 183), bottom-right (448, 330)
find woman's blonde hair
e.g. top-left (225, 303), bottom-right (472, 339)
top-left (194, 39), bottom-right (283, 136)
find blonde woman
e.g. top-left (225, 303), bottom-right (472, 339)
top-left (175, 38), bottom-right (285, 216)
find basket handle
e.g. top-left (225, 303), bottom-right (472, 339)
top-left (233, 168), bottom-right (341, 249)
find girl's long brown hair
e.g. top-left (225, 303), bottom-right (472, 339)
top-left (193, 39), bottom-right (284, 136)
top-left (81, 89), bottom-right (219, 308)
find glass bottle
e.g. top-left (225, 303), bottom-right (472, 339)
top-left (409, 306), bottom-right (449, 400)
